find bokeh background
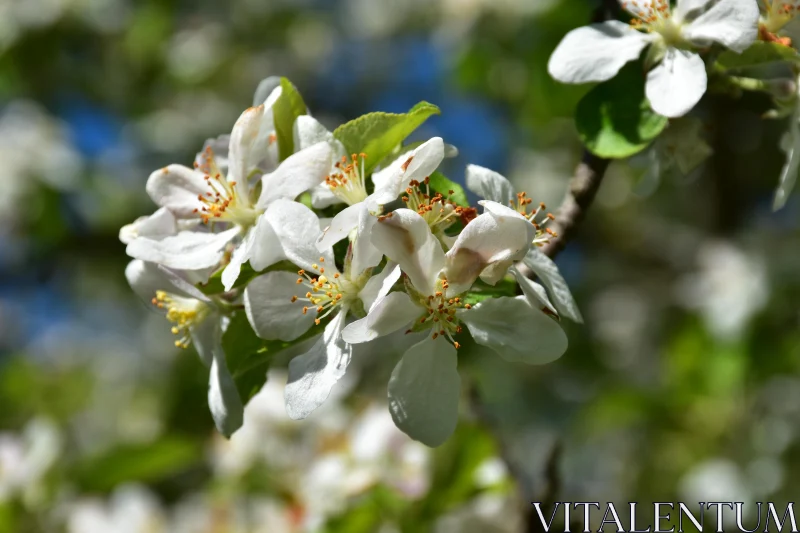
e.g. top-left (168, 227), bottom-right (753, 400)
top-left (1, 0), bottom-right (799, 531)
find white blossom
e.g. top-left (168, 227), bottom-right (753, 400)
top-left (548, 0), bottom-right (759, 117)
top-left (125, 260), bottom-right (243, 437)
top-left (341, 207), bottom-right (567, 446)
top-left (126, 88), bottom-right (333, 290)
top-left (243, 207), bottom-right (399, 420)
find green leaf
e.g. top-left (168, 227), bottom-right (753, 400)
top-left (462, 277), bottom-right (518, 306)
top-left (222, 312), bottom-right (326, 403)
top-left (72, 437), bottom-right (201, 492)
top-left (273, 77), bottom-right (307, 161)
top-left (333, 102), bottom-right (441, 174)
top-left (427, 171), bottom-right (469, 207)
top-left (716, 41), bottom-right (799, 70)
top-left (575, 62), bottom-right (668, 159)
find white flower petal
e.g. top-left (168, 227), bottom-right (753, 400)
top-left (646, 48), bottom-right (707, 118)
top-left (774, 119), bottom-right (800, 210)
top-left (465, 164), bottom-right (515, 205)
top-left (309, 184), bottom-right (342, 209)
top-left (294, 115), bottom-right (342, 155)
top-left (351, 206), bottom-right (382, 276)
top-left (511, 267), bottom-right (558, 316)
top-left (359, 262), bottom-right (401, 312)
top-left (125, 260), bottom-right (168, 302)
top-left (119, 208), bottom-right (178, 245)
top-left (341, 291), bottom-right (421, 344)
top-left (256, 142), bottom-right (332, 208)
top-left (220, 227), bottom-right (256, 291)
top-left (190, 313), bottom-right (221, 367)
top-left (370, 209), bottom-right (445, 296)
top-left (387, 336), bottom-right (460, 447)
top-left (250, 200), bottom-right (334, 273)
top-left (253, 78), bottom-right (281, 106)
top-left (145, 165), bottom-right (208, 218)
top-left (227, 104), bottom-right (273, 200)
top-left (370, 138), bottom-right (445, 205)
top-left (459, 296), bottom-right (568, 365)
top-left (207, 345), bottom-right (244, 438)
top-left (681, 0), bottom-right (758, 53)
top-left (521, 248), bottom-right (583, 323)
top-left (285, 310), bottom-right (351, 419)
top-left (548, 21), bottom-right (652, 84)
top-left (316, 203), bottom-right (362, 252)
top-left (244, 271), bottom-right (317, 341)
top-left (126, 228), bottom-right (240, 271)
top-left (445, 208), bottom-right (532, 294)
top-left (674, 0), bottom-right (713, 19)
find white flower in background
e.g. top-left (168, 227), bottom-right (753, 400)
top-left (0, 418), bottom-right (60, 504)
top-left (244, 207), bottom-right (400, 419)
top-left (434, 493), bottom-right (522, 533)
top-left (67, 485), bottom-right (166, 533)
top-left (0, 100), bottom-right (82, 230)
top-left (126, 89), bottom-right (333, 290)
top-left (125, 260), bottom-right (243, 437)
top-left (548, 0), bottom-right (759, 117)
top-left (466, 164), bottom-right (583, 323)
top-left (342, 207), bottom-right (567, 446)
top-left (675, 240), bottom-right (768, 341)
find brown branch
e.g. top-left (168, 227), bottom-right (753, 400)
top-left (469, 0), bottom-right (615, 528)
top-left (540, 150), bottom-right (610, 259)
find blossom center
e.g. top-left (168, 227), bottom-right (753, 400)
top-left (414, 278), bottom-right (469, 348)
top-left (400, 178), bottom-right (468, 235)
top-left (291, 257), bottom-right (363, 325)
top-left (509, 192), bottom-right (558, 247)
top-left (625, 0), bottom-right (685, 46)
top-left (326, 153), bottom-right (369, 206)
top-left (761, 0), bottom-right (800, 33)
top-left (192, 147), bottom-right (259, 228)
top-left (152, 291), bottom-right (211, 348)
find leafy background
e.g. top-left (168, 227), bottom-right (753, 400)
top-left (0, 0), bottom-right (798, 531)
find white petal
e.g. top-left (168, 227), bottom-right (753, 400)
top-left (285, 310), bottom-right (351, 419)
top-left (370, 138), bottom-right (445, 205)
top-left (465, 164), bottom-right (515, 205)
top-left (521, 248), bottom-right (583, 323)
top-left (681, 0), bottom-right (758, 53)
top-left (256, 142), bottom-right (332, 208)
top-left (511, 267), bottom-right (558, 316)
top-left (370, 209), bottom-right (445, 296)
top-left (119, 207), bottom-right (177, 245)
top-left (316, 203), bottom-right (361, 252)
top-left (646, 48), bottom-right (707, 118)
top-left (445, 208), bottom-right (532, 294)
top-left (358, 262), bottom-right (401, 312)
top-left (252, 78), bottom-right (281, 106)
top-left (774, 119), bottom-right (800, 210)
top-left (309, 184), bottom-right (342, 209)
top-left (341, 291), bottom-right (421, 344)
top-left (227, 104), bottom-right (271, 199)
top-left (207, 344), bottom-right (244, 438)
top-left (351, 206), bottom-right (382, 276)
top-left (126, 228), bottom-right (240, 271)
top-left (674, 0), bottom-right (713, 19)
top-left (250, 200), bottom-right (334, 273)
top-left (294, 115), bottom-right (340, 153)
top-left (459, 296), bottom-right (568, 365)
top-left (125, 260), bottom-right (168, 302)
top-left (244, 271), bottom-right (317, 341)
top-left (220, 227), bottom-right (255, 291)
top-left (387, 336), bottom-right (460, 447)
top-left (145, 165), bottom-right (207, 218)
top-left (548, 21), bottom-right (652, 84)
top-left (195, 134), bottom-right (230, 176)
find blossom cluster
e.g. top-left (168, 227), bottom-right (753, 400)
top-left (120, 80), bottom-right (581, 447)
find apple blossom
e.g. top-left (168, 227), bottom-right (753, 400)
top-left (548, 0), bottom-right (759, 117)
